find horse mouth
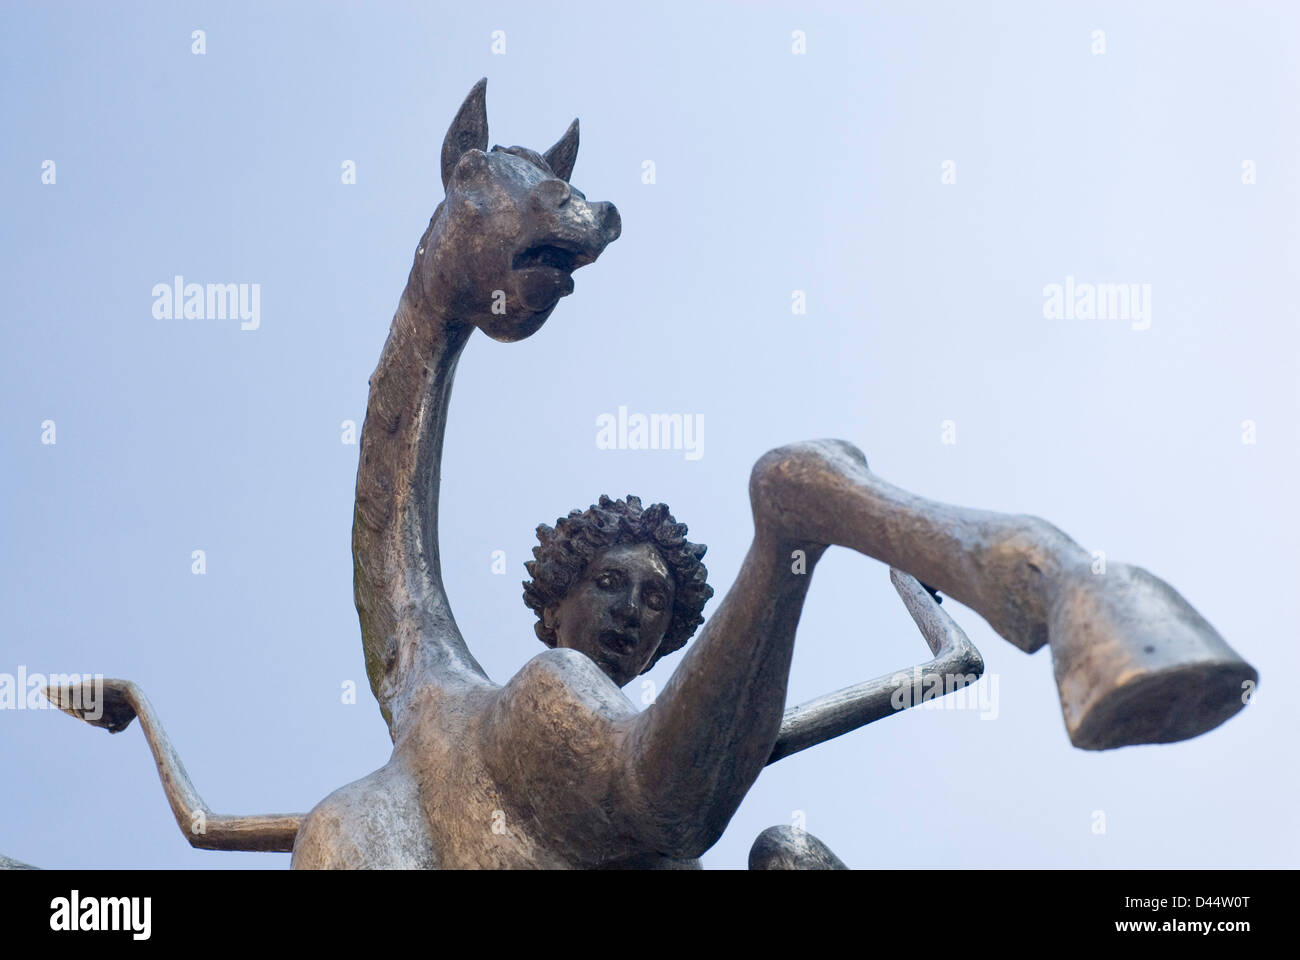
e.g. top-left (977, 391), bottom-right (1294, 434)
top-left (511, 241), bottom-right (593, 273)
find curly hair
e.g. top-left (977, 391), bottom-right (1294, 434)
top-left (522, 495), bottom-right (714, 674)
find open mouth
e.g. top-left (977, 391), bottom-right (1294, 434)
top-left (511, 241), bottom-right (592, 273)
top-left (598, 629), bottom-right (639, 657)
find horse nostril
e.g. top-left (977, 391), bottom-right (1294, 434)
top-left (599, 202), bottom-right (622, 243)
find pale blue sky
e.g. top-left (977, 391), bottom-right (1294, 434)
top-left (2, 0), bottom-right (1297, 868)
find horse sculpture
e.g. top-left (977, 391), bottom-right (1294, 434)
top-left (40, 79), bottom-right (1257, 869)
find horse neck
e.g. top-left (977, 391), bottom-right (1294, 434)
top-left (353, 263), bottom-right (487, 736)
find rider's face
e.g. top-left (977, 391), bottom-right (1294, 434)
top-left (549, 542), bottom-right (676, 688)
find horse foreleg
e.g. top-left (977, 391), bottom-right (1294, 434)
top-left (749, 439), bottom-right (1256, 750)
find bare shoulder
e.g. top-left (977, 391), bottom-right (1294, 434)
top-left (291, 760), bottom-right (436, 870)
top-left (482, 649), bottom-right (640, 837)
top-left (494, 647), bottom-right (638, 735)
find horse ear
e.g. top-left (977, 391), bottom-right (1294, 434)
top-left (441, 78), bottom-right (489, 190)
top-left (543, 118), bottom-right (579, 182)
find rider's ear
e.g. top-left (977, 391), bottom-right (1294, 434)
top-left (542, 605), bottom-right (560, 633)
top-left (441, 77), bottom-right (489, 191)
top-left (542, 118), bottom-right (579, 182)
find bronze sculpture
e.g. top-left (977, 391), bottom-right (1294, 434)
top-left (42, 80), bottom-right (1257, 869)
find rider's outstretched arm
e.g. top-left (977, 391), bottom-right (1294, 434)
top-left (767, 567), bottom-right (984, 764)
top-left (46, 679), bottom-right (303, 852)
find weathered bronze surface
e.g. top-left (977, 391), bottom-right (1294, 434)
top-left (39, 79), bottom-right (1257, 870)
top-left (749, 826), bottom-right (849, 870)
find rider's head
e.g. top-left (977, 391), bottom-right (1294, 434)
top-left (523, 496), bottom-right (713, 687)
